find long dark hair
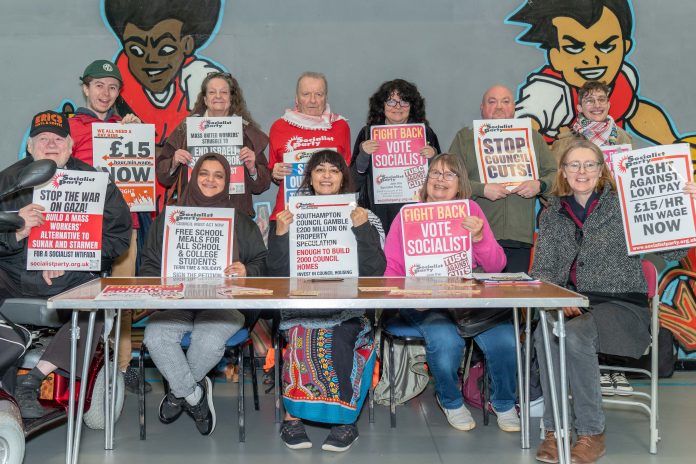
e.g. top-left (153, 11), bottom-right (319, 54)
top-left (191, 72), bottom-right (258, 128)
top-left (299, 150), bottom-right (354, 195)
top-left (366, 79), bottom-right (429, 126)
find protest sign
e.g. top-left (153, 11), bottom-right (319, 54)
top-left (600, 144), bottom-right (632, 176)
top-left (27, 170), bottom-right (108, 271)
top-left (613, 143), bottom-right (696, 254)
top-left (288, 193), bottom-right (358, 277)
top-left (161, 206), bottom-right (235, 277)
top-left (370, 123), bottom-right (427, 204)
top-left (400, 200), bottom-right (473, 277)
top-left (473, 118), bottom-right (538, 186)
top-left (92, 123), bottom-right (155, 211)
top-left (186, 116), bottom-right (244, 194)
top-left (96, 283), bottom-right (185, 300)
top-left (283, 148), bottom-right (332, 204)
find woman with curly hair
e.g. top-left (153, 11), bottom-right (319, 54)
top-left (156, 72), bottom-right (271, 216)
top-left (350, 79), bottom-right (441, 233)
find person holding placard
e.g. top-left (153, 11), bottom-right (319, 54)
top-left (140, 152), bottom-right (266, 436)
top-left (531, 139), bottom-right (695, 463)
top-left (449, 85), bottom-right (556, 273)
top-left (267, 149), bottom-right (385, 452)
top-left (157, 71), bottom-right (271, 217)
top-left (350, 79), bottom-right (441, 233)
top-left (551, 81), bottom-right (632, 165)
top-left (383, 153), bottom-right (519, 433)
top-left (2, 111), bottom-right (131, 418)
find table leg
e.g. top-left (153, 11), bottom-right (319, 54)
top-left (107, 309), bottom-right (122, 450)
top-left (103, 314), bottom-right (110, 451)
top-left (524, 309), bottom-right (532, 449)
top-left (539, 310), bottom-right (567, 464)
top-left (71, 311), bottom-right (96, 464)
top-left (66, 311), bottom-right (79, 464)
top-left (513, 307), bottom-right (526, 449)
top-left (557, 310), bottom-right (571, 464)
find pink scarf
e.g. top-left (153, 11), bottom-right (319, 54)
top-left (281, 103), bottom-right (346, 130)
top-left (572, 114), bottom-right (618, 146)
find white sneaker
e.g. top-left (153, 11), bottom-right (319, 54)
top-left (492, 405), bottom-right (521, 432)
top-left (436, 397), bottom-right (475, 431)
top-left (611, 372), bottom-right (634, 396)
top-left (600, 372), bottom-right (614, 396)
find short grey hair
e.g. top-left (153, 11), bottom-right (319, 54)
top-left (27, 134), bottom-right (74, 156)
top-left (296, 71), bottom-right (328, 96)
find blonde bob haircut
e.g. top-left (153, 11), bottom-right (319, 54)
top-left (419, 153), bottom-right (472, 202)
top-left (550, 139), bottom-right (616, 197)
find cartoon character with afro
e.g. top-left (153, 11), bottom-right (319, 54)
top-left (507, 0), bottom-right (695, 158)
top-left (103, 0), bottom-right (225, 145)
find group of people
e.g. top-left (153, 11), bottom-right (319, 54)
top-left (1, 58), bottom-right (695, 463)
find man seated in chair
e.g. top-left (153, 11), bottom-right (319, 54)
top-left (0, 110), bottom-right (131, 418)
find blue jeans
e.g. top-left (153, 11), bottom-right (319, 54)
top-left (401, 310), bottom-right (518, 411)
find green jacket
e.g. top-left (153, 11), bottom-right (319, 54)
top-left (448, 127), bottom-right (556, 245)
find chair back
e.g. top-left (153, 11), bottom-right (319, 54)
top-left (641, 260), bottom-right (658, 299)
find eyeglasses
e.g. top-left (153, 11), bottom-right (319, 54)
top-left (428, 170), bottom-right (458, 181)
top-left (581, 97), bottom-right (608, 106)
top-left (385, 99), bottom-right (410, 108)
top-left (563, 161), bottom-right (602, 172)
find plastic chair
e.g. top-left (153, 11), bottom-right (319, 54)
top-left (138, 326), bottom-right (259, 442)
top-left (599, 259), bottom-right (660, 454)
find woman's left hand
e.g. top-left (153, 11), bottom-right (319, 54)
top-left (351, 207), bottom-right (369, 227)
top-left (120, 113), bottom-right (141, 124)
top-left (461, 216), bottom-right (484, 243)
top-left (420, 145), bottom-right (436, 159)
top-left (240, 147), bottom-right (257, 174)
top-left (224, 261), bottom-right (247, 277)
top-left (683, 181), bottom-right (696, 198)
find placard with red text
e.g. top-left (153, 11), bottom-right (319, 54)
top-left (473, 118), bottom-right (538, 186)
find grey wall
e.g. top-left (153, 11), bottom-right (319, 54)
top-left (1, 0), bottom-right (694, 168)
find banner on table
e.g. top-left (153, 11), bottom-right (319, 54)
top-left (400, 200), bottom-right (473, 277)
top-left (162, 206), bottom-right (235, 277)
top-left (92, 123), bottom-right (156, 211)
top-left (614, 143), bottom-right (696, 255)
top-left (473, 118), bottom-right (538, 186)
top-left (600, 144), bottom-right (632, 176)
top-left (27, 170), bottom-right (108, 271)
top-left (283, 147), bottom-right (333, 204)
top-left (96, 283), bottom-right (185, 300)
top-left (186, 116), bottom-right (244, 194)
top-left (370, 123), bottom-right (427, 204)
top-left (288, 193), bottom-right (358, 277)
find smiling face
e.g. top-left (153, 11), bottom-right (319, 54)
top-left (480, 85), bottom-right (515, 120)
top-left (310, 162), bottom-right (343, 195)
top-left (549, 7), bottom-right (632, 88)
top-left (384, 91), bottom-right (411, 125)
top-left (295, 76), bottom-right (327, 116)
top-left (30, 132), bottom-right (72, 168)
top-left (425, 161), bottom-right (459, 203)
top-left (82, 77), bottom-right (120, 119)
top-left (197, 159), bottom-right (226, 197)
top-left (203, 77), bottom-right (232, 117)
top-left (577, 88), bottom-right (611, 122)
top-left (122, 18), bottom-right (194, 94)
top-left (561, 146), bottom-right (602, 198)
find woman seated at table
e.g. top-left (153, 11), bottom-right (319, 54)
top-left (384, 153), bottom-right (520, 433)
top-left (531, 139), bottom-right (693, 463)
top-left (156, 71), bottom-right (271, 216)
top-left (267, 149), bottom-right (386, 452)
top-left (140, 153), bottom-right (267, 436)
top-left (350, 78), bottom-right (441, 233)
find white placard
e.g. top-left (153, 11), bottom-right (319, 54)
top-left (600, 144), bottom-right (632, 176)
top-left (288, 193), bottom-right (358, 277)
top-left (282, 148), bottom-right (334, 204)
top-left (161, 206), bottom-right (235, 277)
top-left (473, 118), bottom-right (538, 186)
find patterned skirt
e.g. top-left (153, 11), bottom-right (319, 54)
top-left (282, 316), bottom-right (375, 424)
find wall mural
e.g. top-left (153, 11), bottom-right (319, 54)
top-left (508, 0), bottom-right (696, 351)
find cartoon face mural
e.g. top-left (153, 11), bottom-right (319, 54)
top-left (507, 0), bottom-right (696, 161)
top-left (102, 0), bottom-right (226, 145)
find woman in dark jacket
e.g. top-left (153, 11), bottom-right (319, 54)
top-left (350, 79), bottom-right (441, 233)
top-left (268, 149), bottom-right (385, 452)
top-left (141, 152), bottom-right (266, 437)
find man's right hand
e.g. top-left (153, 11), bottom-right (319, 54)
top-left (172, 149), bottom-right (193, 169)
top-left (16, 203), bottom-right (45, 241)
top-left (272, 163), bottom-right (292, 183)
top-left (483, 184), bottom-right (510, 201)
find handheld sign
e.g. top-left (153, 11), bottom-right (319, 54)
top-left (400, 200), bottom-right (473, 277)
top-left (162, 206), bottom-right (235, 277)
top-left (613, 143), bottom-right (696, 255)
top-left (370, 123), bottom-right (427, 204)
top-left (288, 193), bottom-right (358, 277)
top-left (27, 170), bottom-right (108, 271)
top-left (92, 123), bottom-right (156, 211)
top-left (283, 147), bottom-right (333, 204)
top-left (600, 144), bottom-right (632, 176)
top-left (473, 118), bottom-right (538, 187)
top-left (186, 117), bottom-right (245, 194)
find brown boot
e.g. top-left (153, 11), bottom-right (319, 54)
top-left (571, 433), bottom-right (605, 463)
top-left (535, 431), bottom-right (559, 463)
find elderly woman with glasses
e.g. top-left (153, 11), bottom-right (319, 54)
top-left (350, 79), bottom-right (441, 233)
top-left (532, 139), bottom-right (696, 463)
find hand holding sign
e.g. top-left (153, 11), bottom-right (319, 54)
top-left (120, 113), bottom-right (141, 124)
top-left (173, 149), bottom-right (193, 169)
top-left (350, 207), bottom-right (369, 227)
top-left (511, 179), bottom-right (541, 198)
top-left (240, 146), bottom-right (257, 173)
top-left (275, 209), bottom-right (294, 236)
top-left (461, 216), bottom-right (484, 243)
top-left (683, 181), bottom-right (696, 197)
top-left (420, 144), bottom-right (436, 159)
top-left (483, 183), bottom-right (510, 201)
top-left (361, 140), bottom-right (380, 155)
top-left (272, 162), bottom-right (292, 182)
top-left (16, 203), bottom-right (45, 241)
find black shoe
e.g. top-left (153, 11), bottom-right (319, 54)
top-left (15, 374), bottom-right (53, 419)
top-left (280, 419), bottom-right (312, 449)
top-left (124, 367), bottom-right (152, 394)
top-left (185, 377), bottom-right (216, 435)
top-left (158, 391), bottom-right (185, 424)
top-left (321, 424), bottom-right (359, 452)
